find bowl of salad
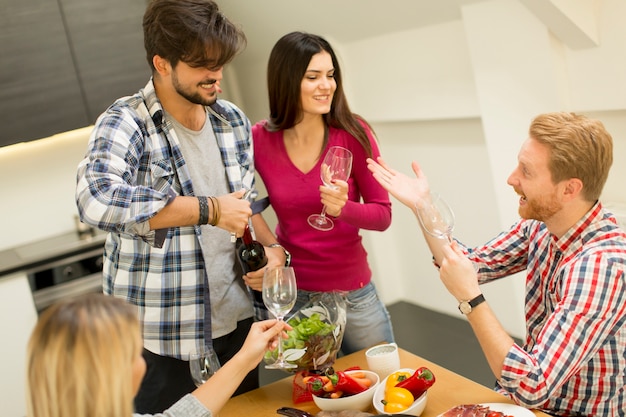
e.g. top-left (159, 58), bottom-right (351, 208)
top-left (264, 292), bottom-right (346, 372)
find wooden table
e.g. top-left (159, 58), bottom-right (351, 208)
top-left (220, 347), bottom-right (551, 416)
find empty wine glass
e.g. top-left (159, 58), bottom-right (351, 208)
top-left (189, 346), bottom-right (221, 387)
top-left (307, 146), bottom-right (353, 231)
top-left (263, 266), bottom-right (297, 369)
top-left (416, 192), bottom-right (455, 242)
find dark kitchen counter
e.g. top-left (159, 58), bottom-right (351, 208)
top-left (0, 230), bottom-right (107, 277)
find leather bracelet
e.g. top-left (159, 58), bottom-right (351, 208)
top-left (209, 196), bottom-right (221, 226)
top-left (197, 196), bottom-right (209, 225)
top-left (207, 196), bottom-right (215, 225)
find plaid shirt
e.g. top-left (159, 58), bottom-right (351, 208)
top-left (76, 79), bottom-right (255, 359)
top-left (467, 202), bottom-right (626, 416)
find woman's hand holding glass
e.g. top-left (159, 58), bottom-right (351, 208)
top-left (263, 266), bottom-right (297, 369)
top-left (318, 179), bottom-right (349, 217)
top-left (308, 146), bottom-right (353, 231)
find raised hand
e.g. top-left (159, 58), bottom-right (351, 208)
top-left (366, 157), bottom-right (431, 210)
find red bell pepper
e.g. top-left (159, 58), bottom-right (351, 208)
top-left (326, 370), bottom-right (369, 395)
top-left (395, 366), bottom-right (435, 399)
top-left (304, 375), bottom-right (327, 396)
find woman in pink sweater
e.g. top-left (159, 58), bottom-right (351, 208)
top-left (250, 31), bottom-right (395, 354)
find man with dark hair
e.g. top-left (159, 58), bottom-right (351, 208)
top-left (76, 0), bottom-right (285, 412)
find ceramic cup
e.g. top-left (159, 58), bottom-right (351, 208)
top-left (365, 342), bottom-right (400, 379)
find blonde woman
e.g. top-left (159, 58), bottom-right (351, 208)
top-left (26, 294), bottom-right (285, 417)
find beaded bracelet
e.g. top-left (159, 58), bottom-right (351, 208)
top-left (197, 196), bottom-right (209, 225)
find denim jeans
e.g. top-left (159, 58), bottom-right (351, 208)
top-left (292, 281), bottom-right (395, 355)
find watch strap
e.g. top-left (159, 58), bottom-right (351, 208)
top-left (458, 293), bottom-right (485, 315)
top-left (268, 243), bottom-right (291, 267)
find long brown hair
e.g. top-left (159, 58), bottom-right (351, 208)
top-left (265, 31), bottom-right (375, 157)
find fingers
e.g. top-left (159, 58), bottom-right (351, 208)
top-left (232, 189), bottom-right (247, 199)
top-left (217, 192), bottom-right (252, 235)
top-left (242, 270), bottom-right (263, 291)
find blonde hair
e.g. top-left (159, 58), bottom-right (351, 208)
top-left (26, 294), bottom-right (141, 417)
top-left (529, 112), bottom-right (613, 202)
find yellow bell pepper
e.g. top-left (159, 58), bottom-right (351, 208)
top-left (382, 386), bottom-right (414, 412)
top-left (384, 402), bottom-right (411, 413)
top-left (385, 370), bottom-right (411, 391)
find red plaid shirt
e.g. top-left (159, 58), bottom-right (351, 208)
top-left (467, 202), bottom-right (626, 416)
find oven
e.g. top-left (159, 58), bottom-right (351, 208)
top-left (26, 247), bottom-right (104, 313)
top-left (0, 229), bottom-right (108, 313)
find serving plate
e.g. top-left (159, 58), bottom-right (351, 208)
top-left (480, 403), bottom-right (535, 416)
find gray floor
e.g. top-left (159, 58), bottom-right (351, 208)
top-left (259, 301), bottom-right (500, 388)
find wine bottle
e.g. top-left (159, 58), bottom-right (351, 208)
top-left (236, 224), bottom-right (268, 273)
top-left (236, 224), bottom-right (268, 308)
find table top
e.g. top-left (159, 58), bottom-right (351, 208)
top-left (220, 347), bottom-right (551, 417)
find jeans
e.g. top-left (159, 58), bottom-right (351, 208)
top-left (292, 281), bottom-right (395, 355)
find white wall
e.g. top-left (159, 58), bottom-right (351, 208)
top-left (3, 0), bottom-right (626, 340)
top-left (0, 127), bottom-right (92, 250)
top-left (228, 0), bottom-right (626, 338)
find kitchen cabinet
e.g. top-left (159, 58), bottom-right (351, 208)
top-left (0, 273), bottom-right (38, 417)
top-left (0, 0), bottom-right (149, 147)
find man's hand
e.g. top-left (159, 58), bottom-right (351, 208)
top-left (367, 157), bottom-right (430, 210)
top-left (216, 189), bottom-right (252, 237)
top-left (439, 241), bottom-right (481, 301)
top-left (242, 246), bottom-right (286, 291)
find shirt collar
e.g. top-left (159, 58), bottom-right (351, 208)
top-left (552, 201), bottom-right (603, 252)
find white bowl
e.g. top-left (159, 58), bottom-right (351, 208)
top-left (312, 369), bottom-right (379, 411)
top-left (373, 368), bottom-right (428, 416)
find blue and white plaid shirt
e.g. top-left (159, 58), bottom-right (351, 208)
top-left (76, 79), bottom-right (255, 359)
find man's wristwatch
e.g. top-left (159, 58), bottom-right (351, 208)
top-left (268, 243), bottom-right (291, 267)
top-left (458, 294), bottom-right (485, 315)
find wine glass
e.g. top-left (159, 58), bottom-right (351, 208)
top-left (263, 266), bottom-right (297, 369)
top-left (416, 192), bottom-right (455, 242)
top-left (189, 346), bottom-right (221, 387)
top-left (307, 146), bottom-right (353, 231)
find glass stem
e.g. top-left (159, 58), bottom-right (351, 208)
top-left (276, 317), bottom-right (285, 362)
top-left (317, 206), bottom-right (328, 225)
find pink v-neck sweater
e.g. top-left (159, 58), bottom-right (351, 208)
top-left (252, 121), bottom-right (392, 292)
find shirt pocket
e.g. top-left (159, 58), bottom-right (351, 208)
top-left (144, 158), bottom-right (176, 193)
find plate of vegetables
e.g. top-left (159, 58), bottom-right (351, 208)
top-left (305, 369), bottom-right (379, 411)
top-left (373, 367), bottom-right (436, 415)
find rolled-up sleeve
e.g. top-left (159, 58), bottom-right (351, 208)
top-left (76, 107), bottom-right (175, 247)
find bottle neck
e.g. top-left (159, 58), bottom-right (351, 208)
top-left (241, 225), bottom-right (254, 246)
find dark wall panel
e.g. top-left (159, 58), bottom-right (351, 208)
top-left (0, 0), bottom-right (149, 147)
top-left (0, 0), bottom-right (88, 146)
top-left (60, 0), bottom-right (149, 122)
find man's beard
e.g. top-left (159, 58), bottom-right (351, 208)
top-left (520, 192), bottom-right (562, 222)
top-left (171, 69), bottom-right (218, 106)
